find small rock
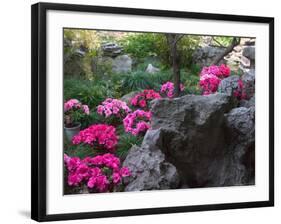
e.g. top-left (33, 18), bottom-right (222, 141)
top-left (145, 64), bottom-right (160, 74)
top-left (240, 55), bottom-right (251, 68)
top-left (102, 42), bottom-right (122, 57)
top-left (242, 46), bottom-right (255, 60)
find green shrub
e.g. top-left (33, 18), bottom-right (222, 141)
top-left (115, 129), bottom-right (143, 160)
top-left (64, 78), bottom-right (112, 109)
top-left (119, 33), bottom-right (158, 59)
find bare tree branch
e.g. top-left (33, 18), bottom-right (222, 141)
top-left (212, 37), bottom-right (225, 48)
top-left (211, 37), bottom-right (240, 65)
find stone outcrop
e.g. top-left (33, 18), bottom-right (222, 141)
top-left (123, 93), bottom-right (255, 190)
top-left (123, 130), bottom-right (180, 191)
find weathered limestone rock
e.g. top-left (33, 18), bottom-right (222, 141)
top-left (123, 130), bottom-right (180, 191)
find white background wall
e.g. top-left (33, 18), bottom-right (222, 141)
top-left (0, 0), bottom-right (279, 223)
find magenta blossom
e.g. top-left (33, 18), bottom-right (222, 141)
top-left (160, 81), bottom-right (184, 98)
top-left (64, 153), bottom-right (131, 192)
top-left (72, 124), bottom-right (118, 152)
top-left (199, 64), bottom-right (231, 95)
top-left (123, 109), bottom-right (151, 136)
top-left (97, 98), bottom-right (131, 118)
top-left (130, 89), bottom-right (161, 109)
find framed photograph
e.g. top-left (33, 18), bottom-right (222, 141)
top-left (31, 2), bottom-right (274, 222)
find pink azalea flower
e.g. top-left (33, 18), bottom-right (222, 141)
top-left (72, 124), bottom-right (118, 152)
top-left (160, 81), bottom-right (185, 98)
top-left (97, 98), bottom-right (131, 119)
top-left (123, 110), bottom-right (151, 135)
top-left (64, 153), bottom-right (131, 193)
top-left (130, 89), bottom-right (161, 109)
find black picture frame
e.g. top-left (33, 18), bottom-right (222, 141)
top-left (31, 2), bottom-right (274, 222)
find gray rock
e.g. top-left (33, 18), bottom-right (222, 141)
top-left (222, 107), bottom-right (255, 185)
top-left (102, 42), bottom-right (122, 57)
top-left (240, 55), bottom-right (251, 68)
top-left (145, 64), bottom-right (160, 74)
top-left (239, 96), bottom-right (255, 108)
top-left (242, 69), bottom-right (255, 98)
top-left (218, 75), bottom-right (240, 96)
top-left (192, 46), bottom-right (226, 67)
top-left (242, 46), bottom-right (255, 60)
top-left (123, 130), bottom-right (180, 191)
top-left (136, 93), bottom-right (255, 187)
top-left (112, 55), bottom-right (132, 73)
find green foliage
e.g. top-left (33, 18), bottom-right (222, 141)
top-left (64, 78), bottom-right (113, 109)
top-left (119, 33), bottom-right (158, 59)
top-left (120, 70), bottom-right (172, 93)
top-left (64, 29), bottom-right (101, 50)
top-left (179, 65), bottom-right (201, 95)
top-left (119, 33), bottom-right (200, 69)
top-left (63, 29), bottom-right (102, 78)
top-left (115, 126), bottom-right (144, 160)
top-left (212, 36), bottom-right (233, 47)
top-left (121, 71), bottom-right (153, 92)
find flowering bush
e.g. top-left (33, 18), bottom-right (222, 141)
top-left (64, 99), bottom-right (90, 127)
top-left (233, 79), bottom-right (247, 100)
top-left (130, 89), bottom-right (161, 109)
top-left (160, 81), bottom-right (184, 98)
top-left (72, 124), bottom-right (118, 152)
top-left (123, 109), bottom-right (151, 136)
top-left (64, 153), bottom-right (131, 192)
top-left (199, 73), bottom-right (221, 95)
top-left (199, 64), bottom-right (231, 95)
top-left (200, 64), bottom-right (230, 79)
top-left (97, 98), bottom-right (131, 118)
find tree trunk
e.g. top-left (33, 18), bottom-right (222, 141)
top-left (166, 34), bottom-right (182, 97)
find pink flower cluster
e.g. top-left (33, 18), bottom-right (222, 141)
top-left (123, 109), bottom-right (151, 136)
top-left (97, 98), bottom-right (131, 118)
top-left (160, 81), bottom-right (185, 98)
top-left (64, 98), bottom-right (90, 115)
top-left (72, 124), bottom-right (118, 151)
top-left (130, 89), bottom-right (161, 109)
top-left (200, 64), bottom-right (230, 79)
top-left (199, 64), bottom-right (231, 95)
top-left (233, 79), bottom-right (247, 100)
top-left (199, 73), bottom-right (221, 95)
top-left (64, 153), bottom-right (131, 192)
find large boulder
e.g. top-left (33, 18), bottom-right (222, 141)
top-left (138, 93), bottom-right (255, 187)
top-left (149, 94), bottom-right (235, 186)
top-left (123, 130), bottom-right (180, 191)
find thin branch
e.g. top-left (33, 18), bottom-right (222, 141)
top-left (211, 37), bottom-right (240, 65)
top-left (212, 37), bottom-right (224, 48)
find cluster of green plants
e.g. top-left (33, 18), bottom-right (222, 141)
top-left (119, 33), bottom-right (200, 68)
